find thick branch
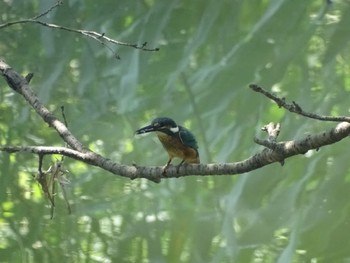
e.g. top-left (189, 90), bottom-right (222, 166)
top-left (2, 121), bottom-right (350, 183)
top-left (0, 60), bottom-right (86, 152)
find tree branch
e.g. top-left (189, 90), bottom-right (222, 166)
top-left (1, 61), bottom-right (350, 184)
top-left (0, 60), bottom-right (86, 152)
top-left (1, 121), bottom-right (350, 181)
top-left (0, 1), bottom-right (159, 59)
top-left (31, 0), bottom-right (63, 20)
top-left (249, 84), bottom-right (350, 122)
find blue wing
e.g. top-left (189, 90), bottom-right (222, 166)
top-left (178, 126), bottom-right (198, 150)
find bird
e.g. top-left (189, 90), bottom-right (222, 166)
top-left (135, 117), bottom-right (200, 173)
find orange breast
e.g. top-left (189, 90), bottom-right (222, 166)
top-left (157, 133), bottom-right (200, 164)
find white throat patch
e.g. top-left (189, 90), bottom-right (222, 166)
top-left (170, 126), bottom-right (179, 133)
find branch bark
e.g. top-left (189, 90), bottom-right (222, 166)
top-left (1, 60), bottom-right (350, 184)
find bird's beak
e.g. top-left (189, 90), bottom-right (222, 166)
top-left (135, 124), bottom-right (156, 135)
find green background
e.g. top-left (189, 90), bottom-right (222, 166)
top-left (1, 0), bottom-right (350, 262)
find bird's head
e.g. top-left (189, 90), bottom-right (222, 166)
top-left (135, 117), bottom-right (179, 136)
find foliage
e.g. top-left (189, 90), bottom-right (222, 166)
top-left (1, 0), bottom-right (350, 262)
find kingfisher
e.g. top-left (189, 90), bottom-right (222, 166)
top-left (135, 117), bottom-right (200, 173)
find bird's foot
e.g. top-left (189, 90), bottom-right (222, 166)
top-left (176, 160), bottom-right (185, 174)
top-left (162, 164), bottom-right (171, 176)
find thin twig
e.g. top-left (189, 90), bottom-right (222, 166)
top-left (0, 1), bottom-right (159, 57)
top-left (36, 154), bottom-right (55, 208)
top-left (31, 0), bottom-right (63, 20)
top-left (60, 106), bottom-right (68, 128)
top-left (249, 84), bottom-right (350, 122)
